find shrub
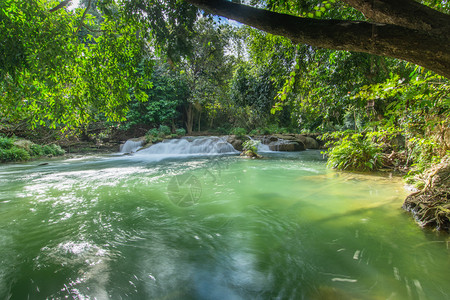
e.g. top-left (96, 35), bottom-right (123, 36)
top-left (279, 127), bottom-right (289, 134)
top-left (407, 137), bottom-right (441, 173)
top-left (30, 144), bottom-right (44, 156)
top-left (0, 146), bottom-right (31, 162)
top-left (216, 126), bottom-right (231, 135)
top-left (42, 144), bottom-right (65, 156)
top-left (146, 128), bottom-right (159, 137)
top-left (242, 139), bottom-right (260, 153)
top-left (242, 139), bottom-right (261, 158)
top-left (231, 127), bottom-right (247, 137)
top-left (325, 134), bottom-right (382, 171)
top-left (175, 128), bottom-right (186, 136)
top-left (158, 125), bottom-right (171, 136)
top-left (266, 124), bottom-right (281, 134)
top-left (51, 144), bottom-right (65, 156)
top-left (249, 129), bottom-right (259, 136)
top-left (0, 137), bottom-right (14, 150)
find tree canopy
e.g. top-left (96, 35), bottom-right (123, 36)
top-left (185, 0), bottom-right (450, 78)
top-left (0, 0), bottom-right (150, 129)
top-left (1, 0), bottom-right (449, 134)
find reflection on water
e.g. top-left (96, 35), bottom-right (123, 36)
top-left (0, 151), bottom-right (449, 299)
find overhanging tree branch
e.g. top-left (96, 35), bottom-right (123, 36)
top-left (342, 0), bottom-right (450, 33)
top-left (185, 0), bottom-right (450, 78)
top-left (49, 0), bottom-right (72, 13)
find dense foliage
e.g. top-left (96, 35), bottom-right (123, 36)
top-left (324, 133), bottom-right (383, 171)
top-left (0, 0), bottom-right (150, 130)
top-left (0, 135), bottom-right (65, 162)
top-left (0, 0), bottom-right (448, 179)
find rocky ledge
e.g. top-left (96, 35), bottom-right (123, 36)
top-left (227, 134), bottom-right (322, 152)
top-left (403, 156), bottom-right (450, 232)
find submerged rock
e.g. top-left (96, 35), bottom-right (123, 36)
top-left (402, 156), bottom-right (450, 232)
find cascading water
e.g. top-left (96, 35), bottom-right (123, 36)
top-left (137, 136), bottom-right (238, 156)
top-left (120, 139), bottom-right (144, 153)
top-left (257, 143), bottom-right (271, 152)
top-left (247, 136), bottom-right (272, 152)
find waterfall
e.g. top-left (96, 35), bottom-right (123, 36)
top-left (137, 136), bottom-right (238, 156)
top-left (120, 139), bottom-right (144, 153)
top-left (247, 136), bottom-right (272, 152)
top-left (257, 142), bottom-right (271, 152)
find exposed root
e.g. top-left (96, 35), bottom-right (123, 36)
top-left (403, 156), bottom-right (450, 232)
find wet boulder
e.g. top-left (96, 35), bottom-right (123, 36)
top-left (269, 140), bottom-right (305, 151)
top-left (227, 135), bottom-right (244, 151)
top-left (304, 136), bottom-right (320, 149)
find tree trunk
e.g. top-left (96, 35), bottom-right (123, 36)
top-left (186, 103), bottom-right (194, 135)
top-left (186, 0), bottom-right (450, 78)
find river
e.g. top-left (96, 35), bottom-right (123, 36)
top-left (0, 138), bottom-right (448, 299)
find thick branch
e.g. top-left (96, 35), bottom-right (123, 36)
top-left (76, 0), bottom-right (92, 34)
top-left (342, 0), bottom-right (450, 33)
top-left (49, 0), bottom-right (72, 13)
top-left (185, 0), bottom-right (450, 78)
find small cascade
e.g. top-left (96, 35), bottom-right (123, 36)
top-left (257, 142), bottom-right (271, 152)
top-left (247, 136), bottom-right (272, 152)
top-left (137, 136), bottom-right (238, 155)
top-left (120, 139), bottom-right (144, 153)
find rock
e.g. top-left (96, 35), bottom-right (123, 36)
top-left (304, 136), bottom-right (319, 149)
top-left (273, 134), bottom-right (297, 141)
top-left (262, 136), bottom-right (278, 143)
top-left (227, 135), bottom-right (244, 151)
top-left (294, 134), bottom-right (307, 144)
top-left (269, 140), bottom-right (305, 151)
top-left (240, 150), bottom-right (262, 159)
top-left (292, 135), bottom-right (320, 149)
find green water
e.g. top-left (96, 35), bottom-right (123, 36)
top-left (0, 151), bottom-right (449, 299)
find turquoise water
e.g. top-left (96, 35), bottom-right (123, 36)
top-left (0, 151), bottom-right (449, 299)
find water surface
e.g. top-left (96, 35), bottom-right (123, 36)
top-left (0, 151), bottom-right (448, 299)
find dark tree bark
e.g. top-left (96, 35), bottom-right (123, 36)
top-left (186, 0), bottom-right (450, 78)
top-left (49, 0), bottom-right (72, 13)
